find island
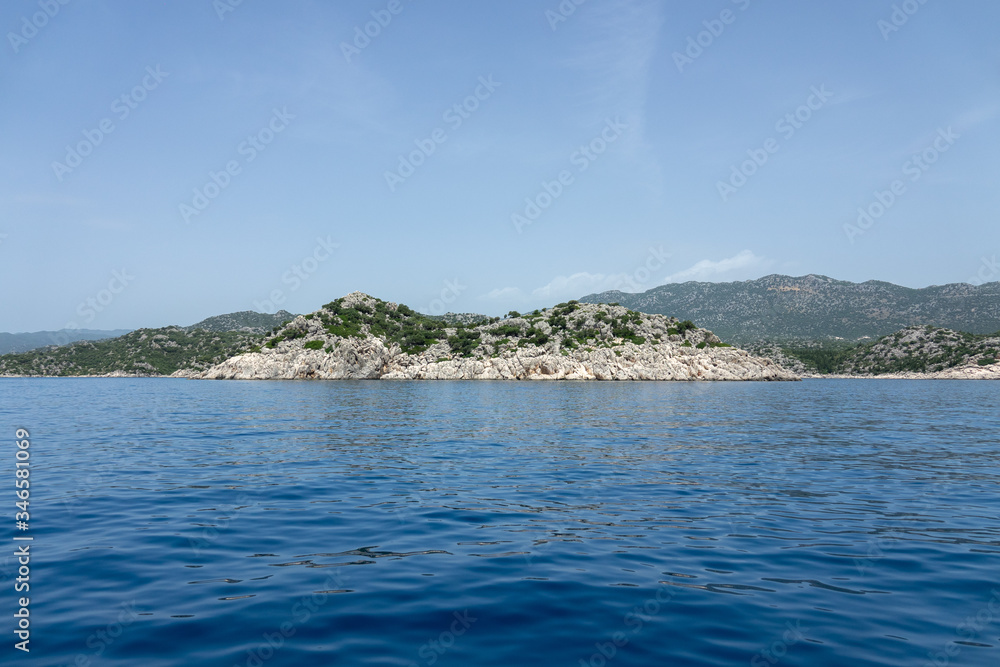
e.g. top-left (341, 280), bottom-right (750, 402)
top-left (184, 292), bottom-right (797, 381)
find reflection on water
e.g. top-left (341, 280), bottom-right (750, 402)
top-left (2, 378), bottom-right (999, 666)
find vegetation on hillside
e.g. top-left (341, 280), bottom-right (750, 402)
top-left (770, 325), bottom-right (1000, 375)
top-left (579, 274), bottom-right (1000, 345)
top-left (262, 294), bottom-right (724, 362)
top-left (1, 294), bottom-right (735, 376)
top-left (0, 328), bottom-right (261, 376)
top-left (184, 310), bottom-right (296, 334)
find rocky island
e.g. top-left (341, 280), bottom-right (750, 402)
top-left (188, 292), bottom-right (797, 381)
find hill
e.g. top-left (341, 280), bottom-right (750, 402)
top-left (770, 326), bottom-right (1000, 376)
top-left (192, 292), bottom-right (794, 381)
top-left (184, 310), bottom-right (296, 333)
top-left (579, 275), bottom-right (1000, 345)
top-left (0, 329), bottom-right (132, 355)
top-left (0, 328), bottom-right (262, 377)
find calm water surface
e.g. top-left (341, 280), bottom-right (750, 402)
top-left (1, 378), bottom-right (998, 666)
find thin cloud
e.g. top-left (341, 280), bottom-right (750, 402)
top-left (663, 250), bottom-right (771, 284)
top-left (563, 0), bottom-right (664, 195)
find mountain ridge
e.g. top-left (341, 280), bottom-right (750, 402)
top-left (0, 329), bottom-right (133, 355)
top-left (579, 274), bottom-right (1000, 344)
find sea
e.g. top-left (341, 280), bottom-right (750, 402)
top-left (1, 378), bottom-right (998, 666)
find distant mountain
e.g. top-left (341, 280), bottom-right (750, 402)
top-left (0, 327), bottom-right (261, 377)
top-left (750, 325), bottom-right (999, 376)
top-left (0, 329), bottom-right (132, 355)
top-left (184, 310), bottom-right (296, 334)
top-left (0, 310), bottom-right (296, 376)
top-left (579, 275), bottom-right (1000, 344)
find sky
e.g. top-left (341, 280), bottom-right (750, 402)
top-left (2, 0), bottom-right (999, 332)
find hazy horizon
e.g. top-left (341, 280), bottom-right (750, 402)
top-left (5, 271), bottom-right (1000, 334)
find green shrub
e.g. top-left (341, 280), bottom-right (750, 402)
top-left (676, 320), bottom-right (697, 335)
top-left (492, 324), bottom-right (522, 337)
top-left (303, 340), bottom-right (324, 350)
top-left (447, 329), bottom-right (481, 357)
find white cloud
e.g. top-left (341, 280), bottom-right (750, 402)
top-left (663, 250), bottom-right (771, 284)
top-left (481, 286), bottom-right (523, 300)
top-left (530, 272), bottom-right (626, 300)
top-left (480, 270), bottom-right (652, 309)
top-left (954, 101), bottom-right (1000, 132)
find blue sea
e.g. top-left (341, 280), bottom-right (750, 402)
top-left (2, 378), bottom-right (999, 666)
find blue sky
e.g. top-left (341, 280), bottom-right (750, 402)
top-left (2, 0), bottom-right (999, 331)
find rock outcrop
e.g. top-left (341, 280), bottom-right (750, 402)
top-left (188, 292), bottom-right (797, 382)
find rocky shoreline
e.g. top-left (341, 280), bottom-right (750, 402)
top-left (801, 364), bottom-right (1000, 380)
top-left (185, 292), bottom-right (798, 382)
top-left (184, 337), bottom-right (795, 381)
